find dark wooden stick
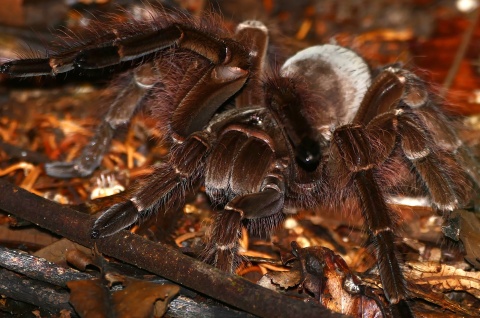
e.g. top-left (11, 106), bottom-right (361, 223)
top-left (0, 246), bottom-right (254, 318)
top-left (0, 269), bottom-right (75, 314)
top-left (0, 179), bottom-right (344, 318)
top-left (0, 246), bottom-right (92, 287)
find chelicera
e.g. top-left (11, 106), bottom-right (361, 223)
top-left (2, 8), bottom-right (479, 317)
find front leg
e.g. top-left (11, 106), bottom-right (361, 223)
top-left (45, 63), bottom-right (156, 178)
top-left (91, 131), bottom-right (210, 238)
top-left (203, 172), bottom-right (285, 272)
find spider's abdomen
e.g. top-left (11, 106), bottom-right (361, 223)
top-left (280, 44), bottom-right (372, 127)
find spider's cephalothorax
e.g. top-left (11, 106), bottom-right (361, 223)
top-left (2, 9), bottom-right (479, 317)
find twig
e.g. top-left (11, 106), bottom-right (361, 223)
top-left (0, 246), bottom-right (92, 287)
top-left (440, 7), bottom-right (479, 98)
top-left (0, 140), bottom-right (50, 164)
top-left (0, 245), bottom-right (254, 318)
top-left (0, 179), bottom-right (345, 318)
top-left (0, 269), bottom-right (75, 315)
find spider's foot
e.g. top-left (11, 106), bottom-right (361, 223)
top-left (91, 200), bottom-right (140, 239)
top-left (201, 210), bottom-right (243, 272)
top-left (201, 242), bottom-right (243, 273)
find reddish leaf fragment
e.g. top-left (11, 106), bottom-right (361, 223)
top-left (291, 242), bottom-right (384, 318)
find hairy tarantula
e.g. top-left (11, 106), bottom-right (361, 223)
top-left (2, 8), bottom-right (479, 317)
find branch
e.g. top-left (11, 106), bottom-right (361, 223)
top-left (0, 179), bottom-right (344, 318)
top-left (0, 245), bottom-right (255, 317)
top-left (0, 269), bottom-right (74, 314)
top-left (0, 246), bottom-right (92, 287)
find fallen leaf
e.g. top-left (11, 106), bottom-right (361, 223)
top-left (68, 276), bottom-right (179, 318)
top-left (113, 279), bottom-right (180, 318)
top-left (67, 279), bottom-right (109, 318)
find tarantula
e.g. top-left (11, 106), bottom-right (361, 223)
top-left (2, 8), bottom-right (479, 317)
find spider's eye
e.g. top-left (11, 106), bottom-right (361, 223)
top-left (295, 136), bottom-right (321, 172)
top-left (248, 114), bottom-right (263, 125)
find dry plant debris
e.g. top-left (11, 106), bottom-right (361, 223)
top-left (0, 0), bottom-right (480, 317)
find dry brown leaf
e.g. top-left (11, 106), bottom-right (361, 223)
top-left (294, 244), bottom-right (383, 318)
top-left (34, 238), bottom-right (91, 265)
top-left (67, 279), bottom-right (109, 318)
top-left (68, 277), bottom-right (179, 318)
top-left (264, 269), bottom-right (302, 289)
top-left (112, 279), bottom-right (180, 318)
top-left (262, 243), bottom-right (384, 317)
top-left (65, 249), bottom-right (96, 272)
top-left (405, 261), bottom-right (480, 298)
top-left (454, 210), bottom-right (480, 269)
